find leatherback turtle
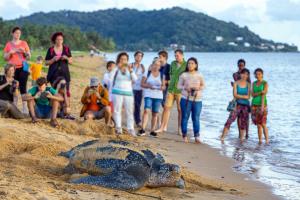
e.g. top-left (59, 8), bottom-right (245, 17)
top-left (59, 140), bottom-right (185, 191)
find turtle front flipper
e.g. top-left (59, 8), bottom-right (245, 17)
top-left (71, 169), bottom-right (147, 191)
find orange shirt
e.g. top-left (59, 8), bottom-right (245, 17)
top-left (87, 94), bottom-right (100, 111)
top-left (4, 41), bottom-right (30, 68)
top-left (30, 63), bottom-right (43, 81)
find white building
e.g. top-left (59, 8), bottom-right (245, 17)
top-left (236, 37), bottom-right (244, 41)
top-left (228, 42), bottom-right (238, 46)
top-left (216, 36), bottom-right (223, 42)
top-left (244, 42), bottom-right (251, 47)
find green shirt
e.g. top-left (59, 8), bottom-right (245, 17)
top-left (28, 86), bottom-right (57, 106)
top-left (168, 60), bottom-right (187, 94)
top-left (252, 80), bottom-right (267, 106)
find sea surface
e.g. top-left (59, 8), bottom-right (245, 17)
top-left (105, 52), bottom-right (300, 200)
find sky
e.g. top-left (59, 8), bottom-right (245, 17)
top-left (0, 0), bottom-right (299, 48)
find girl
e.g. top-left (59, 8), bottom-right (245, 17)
top-left (251, 68), bottom-right (269, 144)
top-left (139, 57), bottom-right (164, 136)
top-left (178, 57), bottom-right (205, 143)
top-left (111, 52), bottom-right (137, 136)
top-left (221, 68), bottom-right (251, 143)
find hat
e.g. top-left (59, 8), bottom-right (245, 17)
top-left (90, 77), bottom-right (99, 87)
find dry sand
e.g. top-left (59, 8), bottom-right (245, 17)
top-left (0, 55), bottom-right (281, 200)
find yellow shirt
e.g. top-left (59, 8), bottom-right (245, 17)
top-left (30, 63), bottom-right (43, 81)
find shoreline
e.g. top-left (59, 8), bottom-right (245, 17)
top-left (0, 55), bottom-right (282, 200)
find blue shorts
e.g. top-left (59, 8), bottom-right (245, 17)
top-left (144, 97), bottom-right (162, 113)
top-left (35, 104), bottom-right (52, 119)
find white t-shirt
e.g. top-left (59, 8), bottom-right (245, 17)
top-left (143, 71), bottom-right (163, 99)
top-left (102, 71), bottom-right (114, 101)
top-left (132, 64), bottom-right (144, 90)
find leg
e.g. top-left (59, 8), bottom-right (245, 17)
top-left (220, 109), bottom-right (238, 141)
top-left (50, 100), bottom-right (60, 127)
top-left (238, 105), bottom-right (249, 143)
top-left (180, 98), bottom-right (191, 142)
top-left (141, 97), bottom-right (152, 130)
top-left (17, 69), bottom-right (29, 114)
top-left (113, 95), bottom-right (123, 134)
top-left (262, 124), bottom-right (269, 144)
top-left (27, 99), bottom-right (38, 122)
top-left (133, 90), bottom-right (142, 126)
top-left (257, 125), bottom-right (263, 144)
top-left (191, 101), bottom-right (202, 143)
top-left (0, 100), bottom-right (10, 117)
top-left (175, 94), bottom-right (182, 135)
top-left (8, 102), bottom-right (24, 119)
top-left (150, 99), bottom-right (162, 132)
top-left (124, 96), bottom-right (135, 136)
top-left (151, 112), bottom-right (158, 132)
top-left (156, 93), bottom-right (173, 133)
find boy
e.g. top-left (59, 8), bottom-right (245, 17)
top-left (102, 61), bottom-right (116, 113)
top-left (23, 77), bottom-right (63, 127)
top-left (30, 56), bottom-right (43, 86)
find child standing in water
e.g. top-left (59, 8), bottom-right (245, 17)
top-left (251, 68), bottom-right (269, 144)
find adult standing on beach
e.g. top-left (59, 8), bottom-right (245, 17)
top-left (232, 59), bottom-right (251, 139)
top-left (112, 52), bottom-right (137, 136)
top-left (158, 50), bottom-right (171, 106)
top-left (178, 57), bottom-right (205, 143)
top-left (155, 49), bottom-right (186, 135)
top-left (139, 57), bottom-right (164, 136)
top-left (251, 68), bottom-right (269, 144)
top-left (45, 32), bottom-right (73, 99)
top-left (221, 68), bottom-right (251, 143)
top-left (3, 26), bottom-right (31, 114)
top-left (130, 51), bottom-right (145, 128)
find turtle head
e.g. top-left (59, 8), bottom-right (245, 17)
top-left (147, 162), bottom-right (185, 189)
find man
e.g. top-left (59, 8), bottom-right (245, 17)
top-left (80, 77), bottom-right (112, 127)
top-left (158, 50), bottom-right (171, 106)
top-left (232, 59), bottom-right (251, 139)
top-left (155, 49), bottom-right (186, 136)
top-left (24, 77), bottom-right (63, 127)
top-left (0, 64), bottom-right (24, 119)
top-left (130, 51), bottom-right (145, 128)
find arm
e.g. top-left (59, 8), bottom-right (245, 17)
top-left (233, 83), bottom-right (250, 99)
top-left (47, 93), bottom-right (64, 102)
top-left (261, 82), bottom-right (268, 110)
top-left (99, 88), bottom-right (110, 106)
top-left (81, 87), bottom-right (91, 104)
top-left (22, 93), bottom-right (36, 101)
top-left (0, 82), bottom-right (10, 91)
top-left (130, 71), bottom-right (138, 82)
top-left (177, 74), bottom-right (185, 90)
top-left (141, 76), bottom-right (152, 89)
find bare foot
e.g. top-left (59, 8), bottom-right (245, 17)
top-left (31, 117), bottom-right (39, 123)
top-left (154, 128), bottom-right (164, 134)
top-left (178, 129), bottom-right (182, 136)
top-left (265, 140), bottom-right (269, 145)
top-left (50, 119), bottom-right (59, 128)
top-left (258, 140), bottom-right (263, 145)
top-left (195, 137), bottom-right (201, 144)
top-left (183, 136), bottom-right (188, 143)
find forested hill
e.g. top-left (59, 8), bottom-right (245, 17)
top-left (11, 7), bottom-right (298, 52)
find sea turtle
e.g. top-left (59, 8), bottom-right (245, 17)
top-left (59, 140), bottom-right (185, 191)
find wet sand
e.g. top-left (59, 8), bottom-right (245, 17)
top-left (0, 55), bottom-right (281, 200)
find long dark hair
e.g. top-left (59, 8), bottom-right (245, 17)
top-left (116, 52), bottom-right (129, 65)
top-left (185, 57), bottom-right (198, 72)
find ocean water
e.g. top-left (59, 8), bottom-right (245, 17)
top-left (105, 52), bottom-right (300, 200)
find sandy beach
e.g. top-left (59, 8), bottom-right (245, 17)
top-left (0, 55), bottom-right (281, 200)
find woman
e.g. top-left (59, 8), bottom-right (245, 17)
top-left (178, 57), bottom-right (205, 143)
top-left (111, 52), bottom-right (137, 136)
top-left (139, 57), bottom-right (164, 136)
top-left (221, 68), bottom-right (251, 143)
top-left (3, 26), bottom-right (31, 114)
top-left (251, 68), bottom-right (269, 144)
top-left (45, 32), bottom-right (72, 98)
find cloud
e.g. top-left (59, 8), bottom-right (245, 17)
top-left (266, 0), bottom-right (300, 21)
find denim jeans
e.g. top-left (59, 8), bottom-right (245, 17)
top-left (133, 90), bottom-right (143, 125)
top-left (180, 98), bottom-right (202, 137)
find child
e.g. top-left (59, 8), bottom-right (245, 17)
top-left (251, 68), bottom-right (269, 144)
top-left (102, 61), bottom-right (116, 113)
top-left (30, 56), bottom-right (43, 86)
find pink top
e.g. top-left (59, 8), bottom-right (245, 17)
top-left (3, 40), bottom-right (30, 68)
top-left (177, 72), bottom-right (205, 101)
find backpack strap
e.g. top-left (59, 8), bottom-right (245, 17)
top-left (112, 69), bottom-right (119, 87)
